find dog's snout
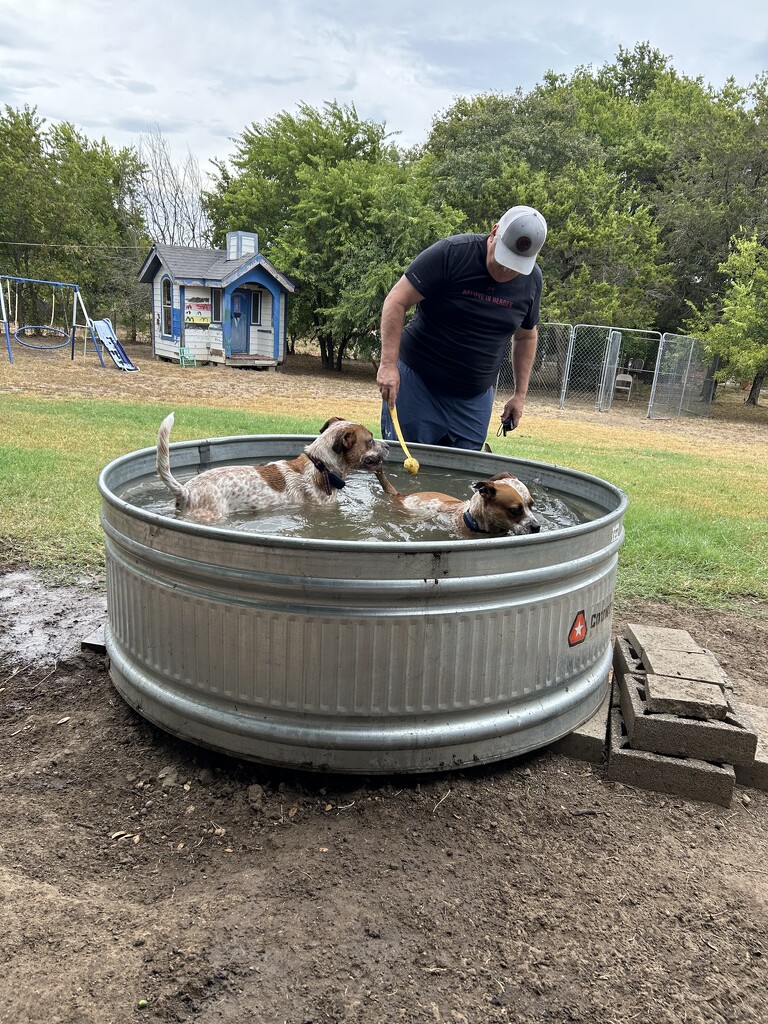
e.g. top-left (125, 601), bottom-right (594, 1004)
top-left (530, 521), bottom-right (541, 534)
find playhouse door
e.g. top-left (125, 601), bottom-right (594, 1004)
top-left (230, 289), bottom-right (249, 354)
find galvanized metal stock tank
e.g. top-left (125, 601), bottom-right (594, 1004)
top-left (98, 435), bottom-right (627, 773)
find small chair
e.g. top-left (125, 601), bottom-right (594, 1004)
top-left (178, 346), bottom-right (196, 367)
top-left (614, 372), bottom-right (633, 401)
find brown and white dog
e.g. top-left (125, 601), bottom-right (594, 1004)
top-left (157, 413), bottom-right (389, 523)
top-left (374, 467), bottom-right (541, 538)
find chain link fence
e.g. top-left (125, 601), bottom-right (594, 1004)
top-left (647, 333), bottom-right (715, 419)
top-left (562, 325), bottom-right (662, 411)
top-left (496, 323), bottom-right (713, 419)
top-left (496, 322), bottom-right (572, 405)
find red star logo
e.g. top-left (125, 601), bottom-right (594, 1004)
top-left (568, 611), bottom-right (588, 647)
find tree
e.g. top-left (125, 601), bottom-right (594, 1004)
top-left (45, 123), bottom-right (149, 336)
top-left (0, 106), bottom-right (149, 333)
top-left (649, 77), bottom-right (768, 329)
top-left (0, 105), bottom-right (55, 303)
top-left (685, 232), bottom-right (768, 405)
top-left (421, 45), bottom-right (768, 336)
top-left (206, 101), bottom-right (461, 369)
top-left (424, 92), bottom-right (525, 226)
top-left (137, 125), bottom-right (211, 246)
top-left (272, 158), bottom-right (462, 368)
top-left (205, 101), bottom-right (391, 251)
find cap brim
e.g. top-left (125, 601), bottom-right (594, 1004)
top-left (493, 236), bottom-right (537, 275)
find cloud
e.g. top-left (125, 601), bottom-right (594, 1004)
top-left (1, 0), bottom-right (767, 170)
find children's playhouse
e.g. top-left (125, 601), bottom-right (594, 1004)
top-left (138, 232), bottom-right (296, 368)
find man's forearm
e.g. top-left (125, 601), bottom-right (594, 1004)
top-left (511, 327), bottom-right (538, 396)
top-left (377, 275), bottom-right (424, 406)
top-left (380, 292), bottom-right (406, 369)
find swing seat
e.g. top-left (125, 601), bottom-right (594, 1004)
top-left (14, 325), bottom-right (70, 349)
top-left (178, 347), bottom-right (197, 367)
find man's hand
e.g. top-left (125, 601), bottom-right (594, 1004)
top-left (500, 394), bottom-right (526, 432)
top-left (377, 364), bottom-right (401, 408)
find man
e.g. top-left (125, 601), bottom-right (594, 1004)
top-left (377, 205), bottom-right (546, 450)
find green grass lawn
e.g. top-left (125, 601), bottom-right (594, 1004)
top-left (1, 395), bottom-right (766, 612)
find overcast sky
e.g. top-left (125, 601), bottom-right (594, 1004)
top-left (2, 0), bottom-right (766, 175)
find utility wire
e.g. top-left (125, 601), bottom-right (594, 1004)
top-left (0, 240), bottom-right (145, 251)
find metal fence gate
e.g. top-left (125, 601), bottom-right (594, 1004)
top-left (647, 333), bottom-right (715, 419)
top-left (561, 325), bottom-right (662, 411)
top-left (495, 323), bottom-right (712, 420)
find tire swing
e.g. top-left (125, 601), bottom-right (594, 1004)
top-left (14, 324), bottom-right (71, 349)
top-left (14, 289), bottom-right (71, 349)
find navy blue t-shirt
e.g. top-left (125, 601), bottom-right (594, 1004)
top-left (399, 233), bottom-right (542, 397)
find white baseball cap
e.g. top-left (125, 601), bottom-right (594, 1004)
top-left (493, 206), bottom-right (547, 274)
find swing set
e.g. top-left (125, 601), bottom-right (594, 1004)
top-left (2, 274), bottom-right (104, 366)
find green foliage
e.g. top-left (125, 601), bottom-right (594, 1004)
top-left (482, 158), bottom-right (669, 326)
top-left (423, 92), bottom-right (532, 226)
top-left (422, 44), bottom-right (768, 334)
top-left (5, 42), bottom-right (768, 357)
top-left (272, 158), bottom-right (462, 366)
top-left (685, 232), bottom-right (768, 384)
top-left (0, 105), bottom-right (150, 335)
top-left (205, 101), bottom-right (391, 250)
top-left (0, 105), bottom-right (54, 280)
top-left (207, 101), bottom-right (463, 368)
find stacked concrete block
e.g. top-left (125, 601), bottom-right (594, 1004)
top-left (550, 684), bottom-right (612, 764)
top-left (735, 703), bottom-right (768, 791)
top-left (608, 706), bottom-right (736, 807)
top-left (608, 625), bottom-right (761, 807)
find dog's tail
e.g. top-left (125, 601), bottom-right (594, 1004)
top-left (156, 412), bottom-right (186, 500)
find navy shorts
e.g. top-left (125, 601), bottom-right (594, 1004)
top-left (381, 361), bottom-right (494, 451)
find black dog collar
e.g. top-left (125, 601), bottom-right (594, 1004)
top-left (307, 453), bottom-right (346, 495)
top-left (462, 509), bottom-right (486, 533)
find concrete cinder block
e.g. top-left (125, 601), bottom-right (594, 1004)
top-left (618, 673), bottom-right (757, 766)
top-left (614, 636), bottom-right (732, 693)
top-left (611, 678), bottom-right (621, 708)
top-left (551, 684), bottom-right (611, 764)
top-left (734, 703), bottom-right (768, 792)
top-left (607, 708), bottom-right (735, 808)
top-left (626, 623), bottom-right (704, 656)
top-left (81, 623), bottom-right (107, 653)
top-left (642, 648), bottom-right (727, 685)
top-left (614, 636), bottom-right (645, 678)
top-left (645, 673), bottom-right (729, 721)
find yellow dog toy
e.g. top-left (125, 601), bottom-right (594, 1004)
top-left (389, 406), bottom-right (420, 475)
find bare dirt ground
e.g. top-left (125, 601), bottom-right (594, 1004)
top-left (2, 343), bottom-right (768, 1024)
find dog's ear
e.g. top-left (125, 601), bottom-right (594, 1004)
top-left (319, 416), bottom-right (344, 434)
top-left (333, 428), bottom-right (358, 454)
top-left (472, 480), bottom-right (497, 498)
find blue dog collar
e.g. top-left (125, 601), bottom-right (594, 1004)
top-left (463, 509), bottom-right (484, 533)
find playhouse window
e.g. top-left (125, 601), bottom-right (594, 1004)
top-left (211, 288), bottom-right (222, 322)
top-left (250, 291), bottom-right (262, 325)
top-left (161, 278), bottom-right (172, 336)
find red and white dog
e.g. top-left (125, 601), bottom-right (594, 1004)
top-left (157, 413), bottom-right (388, 523)
top-left (374, 467), bottom-right (541, 538)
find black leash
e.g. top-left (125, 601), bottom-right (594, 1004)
top-left (496, 415), bottom-right (515, 438)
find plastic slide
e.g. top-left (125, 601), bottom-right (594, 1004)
top-left (90, 318), bottom-right (139, 371)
